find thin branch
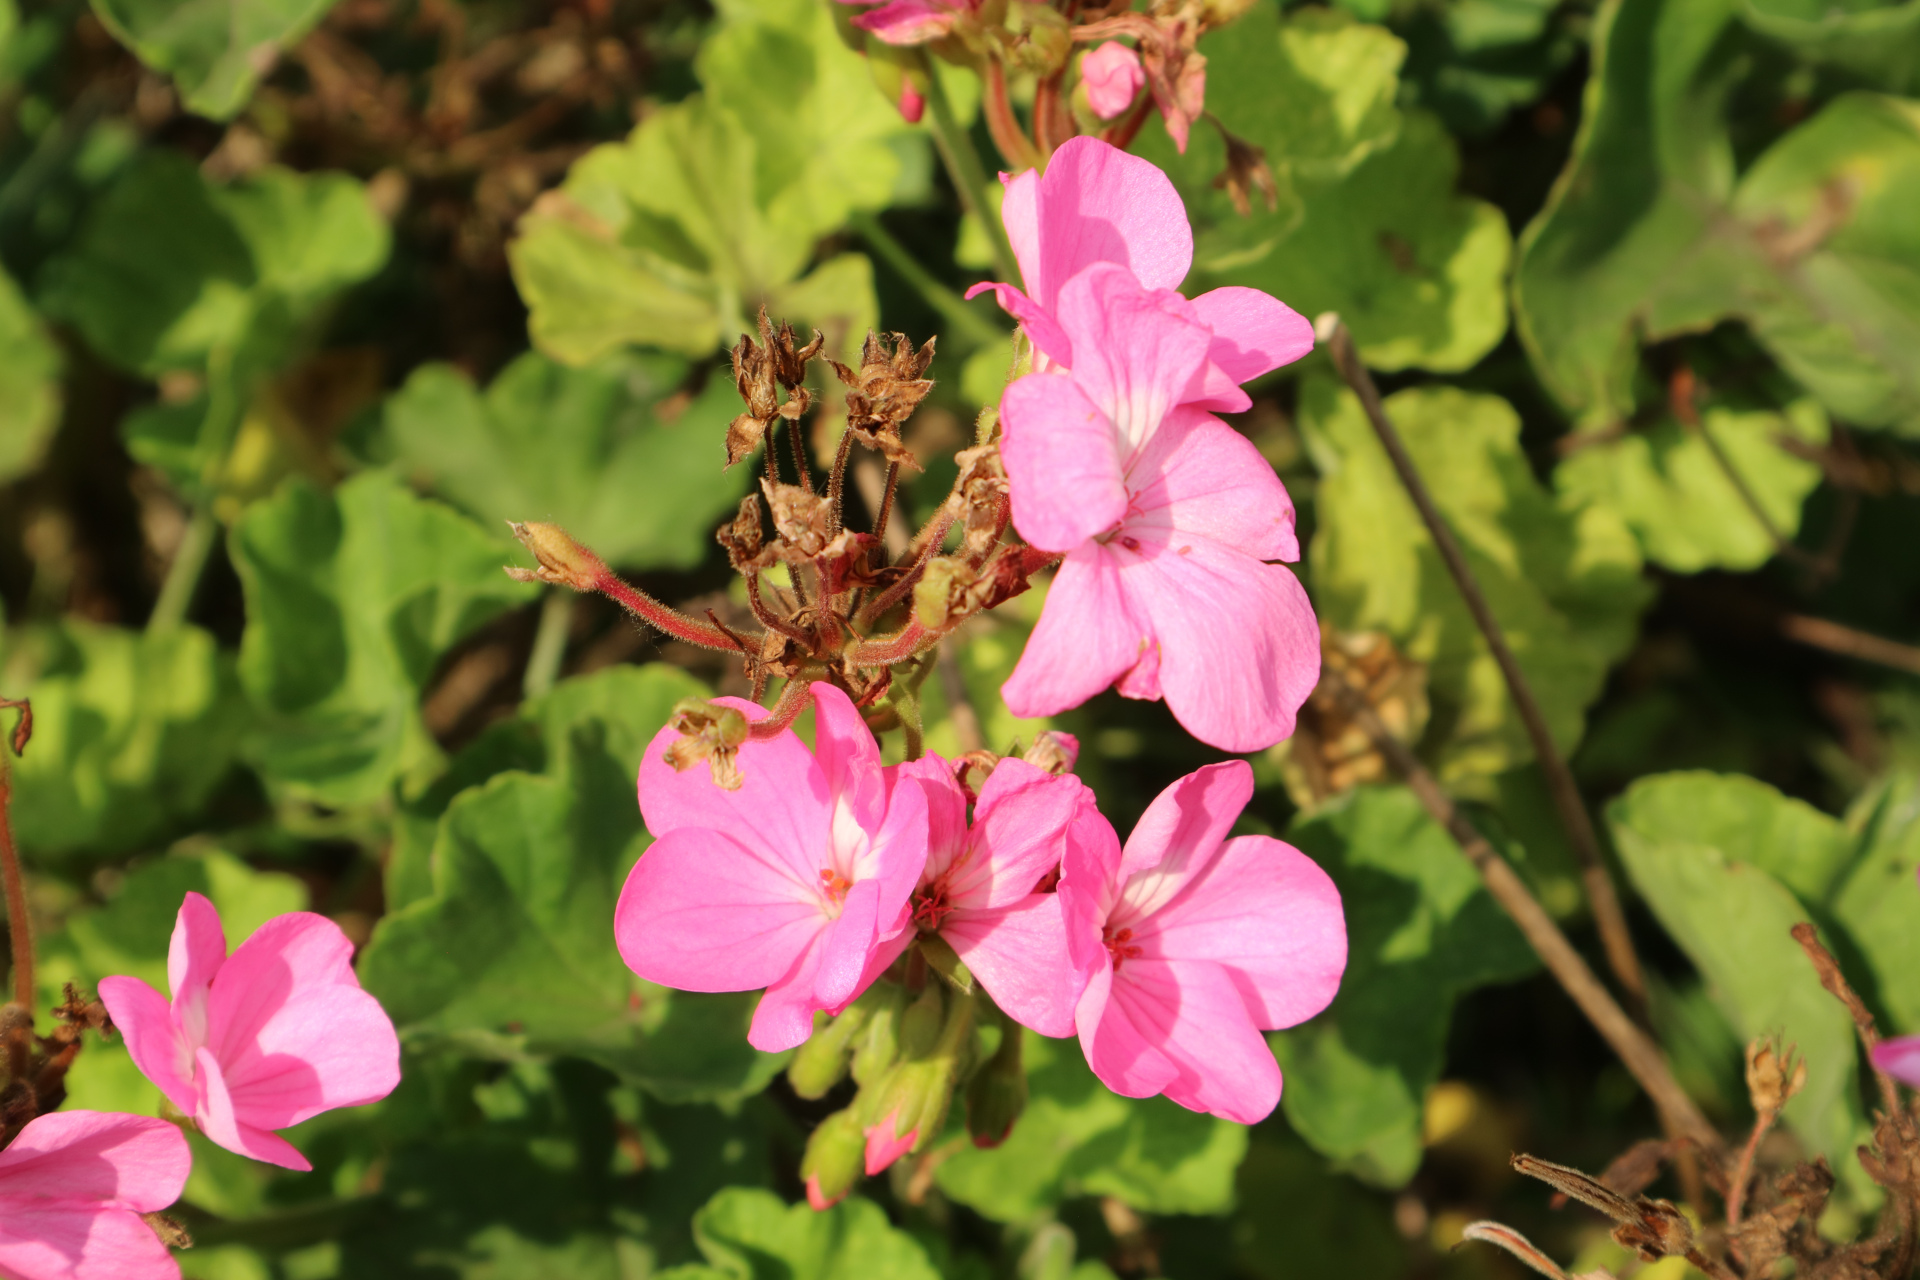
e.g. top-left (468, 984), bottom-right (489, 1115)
top-left (1460, 1221), bottom-right (1577, 1280)
top-left (1790, 922), bottom-right (1901, 1117)
top-left (1690, 411), bottom-right (1820, 572)
top-left (1318, 669), bottom-right (1722, 1158)
top-left (0, 699), bottom-right (33, 1012)
top-left (1324, 321), bottom-right (1650, 1018)
top-left (1780, 614), bottom-right (1920, 678)
top-left (923, 69), bottom-right (1022, 284)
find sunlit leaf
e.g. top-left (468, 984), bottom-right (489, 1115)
top-left (89, 0), bottom-right (340, 119)
top-left (0, 263), bottom-right (61, 485)
top-left (691, 1188), bottom-right (942, 1280)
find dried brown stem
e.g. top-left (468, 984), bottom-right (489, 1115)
top-left (1324, 322), bottom-right (1649, 1019)
top-left (1790, 922), bottom-right (1901, 1117)
top-left (1320, 669), bottom-right (1722, 1159)
top-left (1726, 1107), bottom-right (1776, 1230)
top-left (1780, 615), bottom-right (1920, 678)
top-left (825, 426), bottom-right (856, 539)
top-left (0, 699), bottom-right (32, 1013)
top-left (1460, 1221), bottom-right (1577, 1280)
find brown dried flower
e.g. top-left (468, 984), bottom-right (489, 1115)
top-left (833, 331), bottom-right (937, 471)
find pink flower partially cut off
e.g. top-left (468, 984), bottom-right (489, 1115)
top-left (867, 755), bottom-right (1092, 1038)
top-left (966, 136), bottom-right (1313, 415)
top-left (1081, 43), bottom-right (1146, 120)
top-left (864, 1110), bottom-right (919, 1174)
top-left (0, 1110), bottom-right (190, 1280)
top-left (1060, 761), bottom-right (1346, 1124)
top-left (99, 894), bottom-right (401, 1173)
top-left (996, 259), bottom-right (1319, 751)
top-left (1874, 1037), bottom-right (1920, 1088)
top-left (837, 0), bottom-right (976, 45)
top-left (616, 682), bottom-right (931, 1054)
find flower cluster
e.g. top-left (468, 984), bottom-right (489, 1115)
top-left (0, 896), bottom-right (400, 1280)
top-left (616, 683), bottom-right (1347, 1206)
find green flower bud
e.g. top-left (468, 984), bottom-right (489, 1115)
top-left (788, 999), bottom-right (877, 1100)
top-left (966, 1022), bottom-right (1027, 1148)
top-left (801, 1108), bottom-right (866, 1211)
top-left (851, 983), bottom-right (907, 1086)
top-left (897, 981), bottom-right (946, 1060)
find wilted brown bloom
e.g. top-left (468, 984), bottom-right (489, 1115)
top-left (833, 332), bottom-right (937, 471)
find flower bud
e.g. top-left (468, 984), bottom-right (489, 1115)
top-left (865, 41), bottom-right (931, 124)
top-left (505, 521), bottom-right (605, 592)
top-left (965, 1023), bottom-right (1027, 1148)
top-left (1020, 731), bottom-right (1079, 775)
top-left (851, 983), bottom-right (908, 1085)
top-left (897, 982), bottom-right (946, 1060)
top-left (789, 996), bottom-right (879, 1100)
top-left (661, 697), bottom-right (750, 790)
top-left (801, 1108), bottom-right (866, 1211)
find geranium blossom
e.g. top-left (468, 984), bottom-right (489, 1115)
top-left (616, 682), bottom-right (931, 1053)
top-left (835, 0), bottom-right (976, 46)
top-left (1081, 43), bottom-right (1146, 120)
top-left (99, 894), bottom-right (402, 1172)
top-left (0, 1110), bottom-right (191, 1280)
top-left (967, 138), bottom-right (1321, 751)
top-left (1060, 761), bottom-right (1345, 1123)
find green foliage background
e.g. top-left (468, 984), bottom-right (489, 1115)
top-left (0, 0), bottom-right (1917, 1273)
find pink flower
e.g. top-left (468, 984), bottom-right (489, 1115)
top-left (1874, 1037), bottom-right (1920, 1087)
top-left (99, 894), bottom-right (401, 1172)
top-left (879, 755), bottom-right (1093, 1037)
top-left (836, 0), bottom-right (977, 46)
top-left (1060, 761), bottom-right (1345, 1124)
top-left (0, 1111), bottom-right (190, 1280)
top-left (864, 1111), bottom-right (919, 1173)
top-left (616, 683), bottom-right (931, 1053)
top-left (1081, 43), bottom-right (1146, 120)
top-left (970, 137), bottom-right (1314, 416)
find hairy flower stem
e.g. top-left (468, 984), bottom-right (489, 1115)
top-left (593, 571), bottom-right (746, 653)
top-left (925, 66), bottom-right (1023, 284)
top-left (1324, 321), bottom-right (1650, 1021)
top-left (1319, 668), bottom-right (1723, 1163)
top-left (0, 699), bottom-right (33, 1012)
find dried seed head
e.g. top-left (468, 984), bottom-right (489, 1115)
top-left (1747, 1037), bottom-right (1808, 1115)
top-left (505, 521), bottom-right (606, 592)
top-left (763, 480), bottom-right (832, 559)
top-left (1211, 121), bottom-right (1279, 217)
top-left (662, 697), bottom-right (751, 790)
top-left (717, 494), bottom-right (773, 572)
top-left (833, 331), bottom-right (936, 472)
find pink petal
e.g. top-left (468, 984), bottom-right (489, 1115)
top-left (896, 78), bottom-right (926, 124)
top-left (1135, 835), bottom-right (1346, 1031)
top-left (168, 891), bottom-right (226, 1008)
top-left (96, 976), bottom-right (195, 1116)
top-left (1128, 407), bottom-right (1299, 562)
top-left (1107, 956), bottom-right (1283, 1124)
top-left (861, 753), bottom-right (934, 941)
top-left (637, 695), bottom-right (829, 859)
top-left (1001, 545), bottom-right (1147, 719)
top-left (1074, 961), bottom-right (1179, 1101)
top-left (1060, 794), bottom-right (1123, 977)
top-left (946, 894), bottom-right (1079, 1037)
top-left (616, 827), bottom-right (830, 995)
top-left (864, 1110), bottom-right (918, 1174)
top-left (1051, 263), bottom-right (1212, 463)
top-left (999, 371), bottom-right (1127, 553)
top-left (962, 282), bottom-right (1073, 368)
top-left (1114, 760), bottom-right (1254, 897)
top-left (195, 1046), bottom-right (312, 1171)
top-left (750, 935), bottom-right (831, 1053)
top-left (851, 0), bottom-right (954, 44)
top-left (1118, 536), bottom-right (1319, 753)
top-left (814, 878), bottom-right (886, 1012)
top-left (805, 1175), bottom-right (844, 1212)
top-left (1026, 137), bottom-right (1192, 312)
top-left (215, 986), bottom-right (401, 1129)
top-left (951, 760), bottom-right (1085, 909)
top-left (0, 1206), bottom-right (182, 1280)
top-left (1187, 287), bottom-right (1314, 399)
top-left (203, 912), bottom-right (357, 1064)
top-left (0, 1111), bottom-right (189, 1210)
top-left (998, 167), bottom-right (1042, 296)
top-left (811, 683), bottom-right (893, 880)
top-left (1081, 42), bottom-right (1146, 120)
top-left (893, 755), bottom-right (968, 886)
top-left (1873, 1036), bottom-right (1920, 1088)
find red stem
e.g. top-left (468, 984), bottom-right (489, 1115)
top-left (1102, 96), bottom-right (1154, 150)
top-left (0, 701), bottom-right (33, 1011)
top-left (852, 619), bottom-right (940, 667)
top-left (749, 678), bottom-right (814, 739)
top-left (982, 60), bottom-right (1040, 170)
top-left (595, 572), bottom-right (748, 652)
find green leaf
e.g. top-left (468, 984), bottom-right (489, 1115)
top-left (1230, 1131), bottom-right (1405, 1279)
top-left (691, 1188), bottom-right (942, 1280)
top-left (1515, 0), bottom-right (1920, 434)
top-left (1402, 0), bottom-right (1582, 136)
top-left (361, 753), bottom-right (781, 1102)
top-left (1737, 0), bottom-right (1920, 92)
top-left (1555, 400), bottom-right (1829, 572)
top-left (1273, 786), bottom-right (1538, 1187)
top-left (382, 349), bottom-right (748, 570)
top-left (510, 0), bottom-right (912, 366)
top-left (38, 153), bottom-right (388, 376)
top-left (2, 621), bottom-right (249, 862)
top-left (1831, 772), bottom-right (1920, 1033)
top-left (229, 470), bottom-right (538, 805)
top-left (1301, 378), bottom-right (1653, 784)
top-left (88, 0), bottom-right (339, 119)
top-left (0, 262), bottom-right (61, 484)
top-left (936, 1031), bottom-right (1248, 1221)
top-left (1609, 771), bottom-right (1869, 1184)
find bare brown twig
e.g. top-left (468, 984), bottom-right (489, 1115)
top-left (1323, 320), bottom-right (1650, 1019)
